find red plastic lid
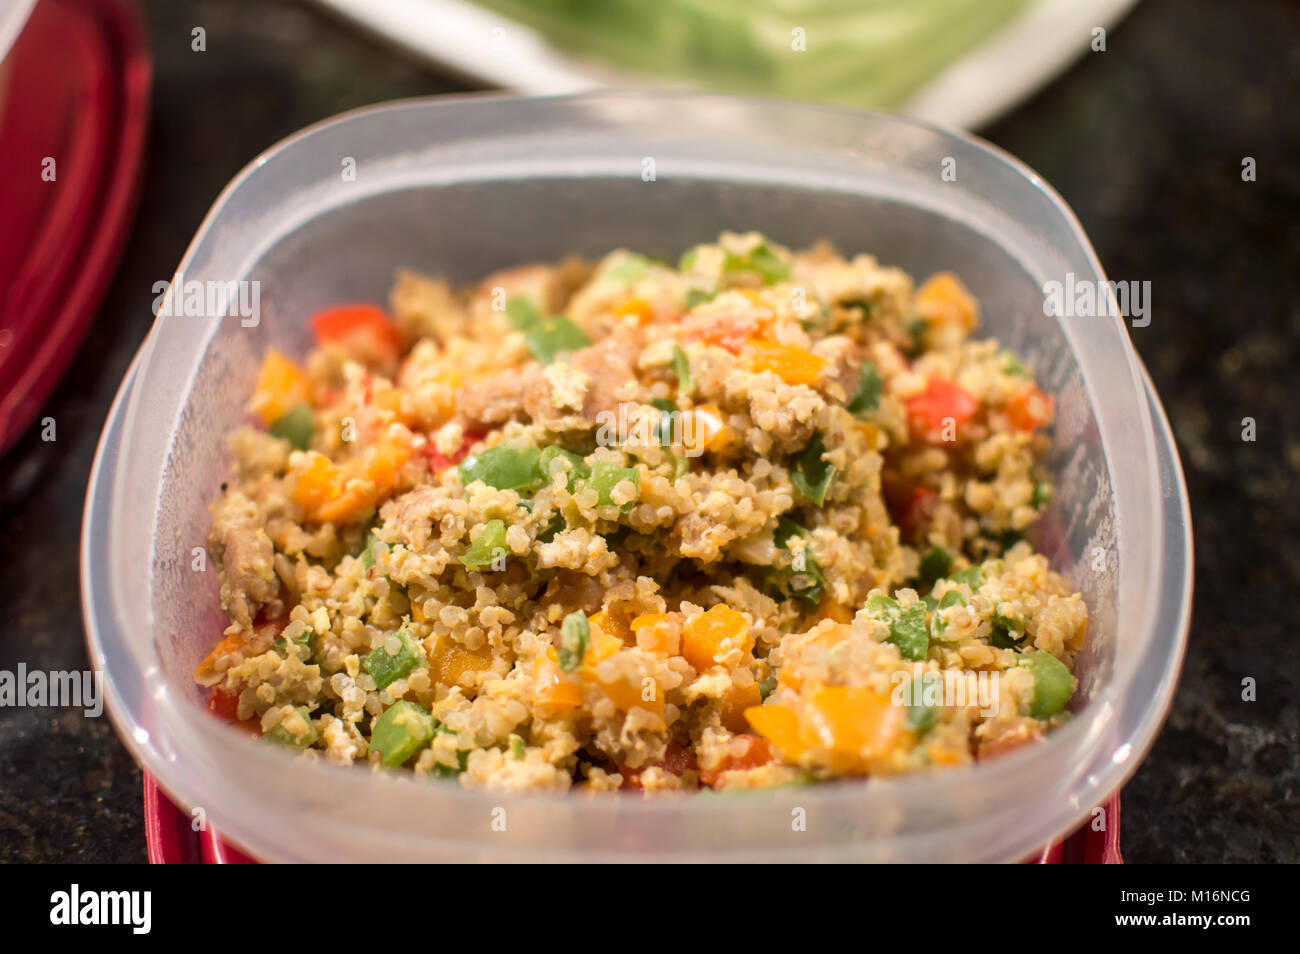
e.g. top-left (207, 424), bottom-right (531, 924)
top-left (141, 770), bottom-right (1121, 864)
top-left (0, 0), bottom-right (150, 455)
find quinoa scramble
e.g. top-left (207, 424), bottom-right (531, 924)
top-left (195, 232), bottom-right (1086, 792)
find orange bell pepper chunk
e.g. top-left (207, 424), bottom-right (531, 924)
top-left (306, 437), bottom-right (413, 525)
top-left (630, 612), bottom-right (681, 655)
top-left (744, 704), bottom-right (805, 761)
top-left (681, 604), bottom-right (753, 672)
top-left (745, 341), bottom-right (827, 387)
top-left (431, 636), bottom-right (494, 688)
top-left (596, 672), bottom-right (665, 725)
top-left (802, 687), bottom-right (905, 772)
top-left (817, 600), bottom-right (854, 625)
top-left (292, 454), bottom-right (344, 515)
top-left (915, 272), bottom-right (978, 332)
top-left (927, 744), bottom-right (970, 767)
top-left (590, 608), bottom-right (632, 644)
top-left (616, 298), bottom-right (655, 324)
top-left (681, 404), bottom-right (737, 456)
top-left (535, 649), bottom-right (584, 711)
top-left (1005, 383), bottom-right (1054, 432)
top-left (250, 349), bottom-right (310, 425)
top-left (194, 632), bottom-right (248, 682)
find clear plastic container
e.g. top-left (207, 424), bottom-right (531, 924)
top-left (81, 92), bottom-right (1193, 862)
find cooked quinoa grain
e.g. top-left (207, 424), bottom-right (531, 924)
top-left (196, 232), bottom-right (1086, 790)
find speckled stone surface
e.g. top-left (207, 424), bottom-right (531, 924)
top-left (0, 0), bottom-right (1294, 862)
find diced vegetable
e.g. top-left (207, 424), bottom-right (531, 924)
top-left (618, 742), bottom-right (695, 790)
top-left (803, 687), bottom-right (906, 771)
top-left (505, 297), bottom-right (543, 330)
top-left (758, 674), bottom-right (778, 700)
top-left (929, 588), bottom-right (965, 641)
top-left (535, 649), bottom-right (584, 710)
top-left (525, 315), bottom-right (591, 364)
top-left (206, 687), bottom-right (242, 722)
top-left (746, 341), bottom-right (827, 386)
top-left (791, 432), bottom-right (836, 505)
top-left (903, 673), bottom-right (941, 737)
top-left (360, 529), bottom-right (388, 570)
top-left (309, 304), bottom-right (402, 365)
top-left (430, 636), bottom-right (494, 688)
top-left (682, 605), bottom-right (752, 672)
top-left (422, 429), bottom-right (481, 475)
top-left (682, 405), bottom-right (735, 456)
top-left (265, 705), bottom-right (317, 748)
top-left (1019, 650), bottom-right (1075, 719)
top-left (616, 298), bottom-right (654, 323)
top-left (905, 378), bottom-right (979, 437)
top-left (918, 545), bottom-right (952, 585)
top-left (510, 735), bottom-right (526, 759)
top-left (905, 316), bottom-right (926, 354)
top-left (458, 445), bottom-right (544, 493)
top-left (989, 626), bottom-right (1021, 650)
top-left (369, 701), bottom-right (436, 767)
top-left (699, 733), bottom-right (773, 786)
top-left (865, 594), bottom-right (929, 661)
top-left (839, 296), bottom-right (877, 318)
top-left (990, 602), bottom-right (1026, 649)
top-left (1005, 384), bottom-right (1054, 432)
top-left (744, 704), bottom-right (805, 762)
top-left (594, 668), bottom-right (664, 724)
top-left (769, 517), bottom-right (826, 609)
top-left (195, 631), bottom-right (249, 684)
top-left (846, 361), bottom-right (883, 415)
top-left (539, 445), bottom-right (590, 489)
top-left (947, 565), bottom-right (985, 589)
top-left (1002, 351), bottom-right (1031, 378)
top-left (993, 604), bottom-right (1026, 635)
top-left (915, 272), bottom-right (977, 332)
top-left (293, 454), bottom-right (343, 516)
top-left (629, 613), bottom-right (679, 655)
top-left (671, 344), bottom-right (692, 393)
top-left (251, 350), bottom-right (310, 426)
top-left (295, 437), bottom-right (413, 525)
top-left (363, 626), bottom-right (421, 690)
top-left (275, 624), bottom-right (318, 657)
top-left (558, 611), bottom-right (590, 673)
top-left (586, 460), bottom-right (640, 507)
top-left (724, 243), bottom-right (789, 285)
top-left (649, 398), bottom-right (677, 445)
top-left (1032, 480), bottom-right (1053, 510)
top-left (502, 297), bottom-right (592, 363)
top-left (461, 519), bottom-right (508, 569)
top-left (428, 724), bottom-right (470, 778)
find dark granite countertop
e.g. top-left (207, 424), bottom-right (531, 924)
top-left (1, 0), bottom-right (1294, 862)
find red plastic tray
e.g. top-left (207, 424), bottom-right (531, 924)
top-left (143, 771), bottom-right (1121, 863)
top-left (0, 0), bottom-right (150, 455)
